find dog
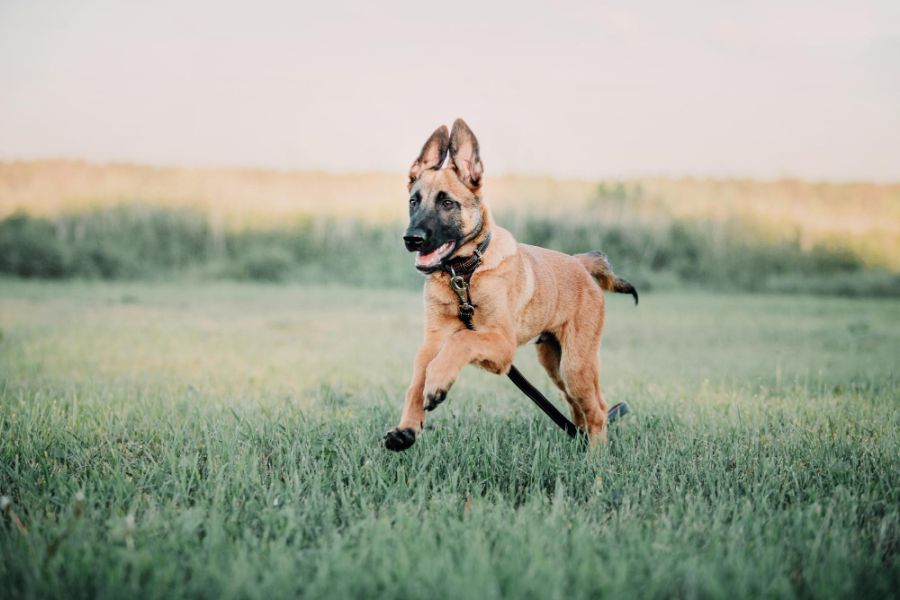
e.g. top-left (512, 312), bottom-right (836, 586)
top-left (384, 119), bottom-right (637, 451)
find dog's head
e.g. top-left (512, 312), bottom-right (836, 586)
top-left (404, 118), bottom-right (486, 273)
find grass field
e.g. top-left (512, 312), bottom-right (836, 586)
top-left (1, 280), bottom-right (898, 598)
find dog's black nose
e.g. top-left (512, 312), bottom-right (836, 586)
top-left (404, 231), bottom-right (427, 252)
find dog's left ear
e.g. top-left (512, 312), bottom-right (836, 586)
top-left (449, 118), bottom-right (483, 191)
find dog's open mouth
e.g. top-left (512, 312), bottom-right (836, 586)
top-left (415, 241), bottom-right (455, 270)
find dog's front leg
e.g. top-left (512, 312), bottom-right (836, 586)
top-left (384, 339), bottom-right (441, 451)
top-left (423, 327), bottom-right (515, 411)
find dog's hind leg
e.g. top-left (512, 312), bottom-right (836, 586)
top-left (561, 351), bottom-right (607, 445)
top-left (559, 314), bottom-right (608, 445)
top-left (535, 333), bottom-right (586, 431)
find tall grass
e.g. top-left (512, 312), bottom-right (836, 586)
top-left (1, 205), bottom-right (897, 296)
top-left (4, 161), bottom-right (898, 268)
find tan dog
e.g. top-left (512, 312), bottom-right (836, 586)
top-left (384, 119), bottom-right (637, 451)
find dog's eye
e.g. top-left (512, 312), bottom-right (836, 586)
top-left (409, 197), bottom-right (419, 208)
top-left (441, 199), bottom-right (455, 210)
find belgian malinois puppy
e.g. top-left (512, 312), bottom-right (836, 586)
top-left (384, 119), bottom-right (637, 451)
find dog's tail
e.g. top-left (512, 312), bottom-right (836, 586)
top-left (575, 251), bottom-right (639, 305)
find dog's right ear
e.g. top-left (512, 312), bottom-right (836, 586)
top-left (449, 118), bottom-right (483, 192)
top-left (408, 125), bottom-right (450, 187)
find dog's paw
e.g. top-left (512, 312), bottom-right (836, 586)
top-left (383, 427), bottom-right (417, 452)
top-left (424, 389), bottom-right (448, 412)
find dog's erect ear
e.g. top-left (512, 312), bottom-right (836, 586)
top-left (449, 118), bottom-right (483, 191)
top-left (409, 125), bottom-right (450, 186)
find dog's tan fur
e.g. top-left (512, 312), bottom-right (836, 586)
top-left (386, 119), bottom-right (634, 450)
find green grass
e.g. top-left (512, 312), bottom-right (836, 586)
top-left (1, 281), bottom-right (898, 599)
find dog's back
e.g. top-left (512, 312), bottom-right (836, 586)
top-left (518, 242), bottom-right (638, 307)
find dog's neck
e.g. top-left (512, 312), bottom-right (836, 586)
top-left (425, 203), bottom-right (496, 280)
top-left (453, 203), bottom-right (494, 261)
top-left (441, 230), bottom-right (492, 279)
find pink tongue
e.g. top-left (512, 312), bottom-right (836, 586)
top-left (416, 242), bottom-right (453, 266)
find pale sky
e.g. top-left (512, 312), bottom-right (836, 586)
top-left (1, 0), bottom-right (899, 180)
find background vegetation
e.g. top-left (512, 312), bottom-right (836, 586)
top-left (1, 161), bottom-right (898, 296)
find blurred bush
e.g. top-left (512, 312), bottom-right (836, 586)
top-left (0, 212), bottom-right (69, 277)
top-left (0, 204), bottom-right (897, 297)
top-left (226, 246), bottom-right (296, 282)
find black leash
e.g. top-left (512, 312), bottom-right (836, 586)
top-left (441, 232), bottom-right (629, 438)
top-left (506, 364), bottom-right (579, 437)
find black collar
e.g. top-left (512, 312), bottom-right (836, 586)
top-left (440, 231), bottom-right (492, 278)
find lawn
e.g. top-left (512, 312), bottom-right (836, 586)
top-left (1, 280), bottom-right (898, 599)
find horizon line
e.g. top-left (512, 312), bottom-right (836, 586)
top-left (3, 156), bottom-right (898, 187)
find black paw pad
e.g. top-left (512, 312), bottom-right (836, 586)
top-left (424, 389), bottom-right (447, 412)
top-left (383, 428), bottom-right (417, 452)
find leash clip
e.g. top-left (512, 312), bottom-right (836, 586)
top-left (448, 267), bottom-right (475, 327)
top-left (449, 275), bottom-right (468, 298)
top-left (448, 266), bottom-right (470, 304)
